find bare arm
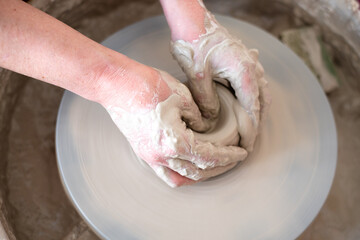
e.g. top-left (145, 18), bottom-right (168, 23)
top-left (0, 0), bottom-right (148, 103)
top-left (0, 0), bottom-right (247, 187)
top-left (159, 0), bottom-right (207, 41)
top-left (160, 0), bottom-right (271, 151)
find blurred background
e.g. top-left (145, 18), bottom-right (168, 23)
top-left (0, 0), bottom-right (359, 239)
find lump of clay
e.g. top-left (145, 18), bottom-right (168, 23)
top-left (138, 84), bottom-right (245, 182)
top-left (194, 84), bottom-right (240, 147)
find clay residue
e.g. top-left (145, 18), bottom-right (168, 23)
top-left (1, 0), bottom-right (163, 239)
top-left (0, 0), bottom-right (359, 239)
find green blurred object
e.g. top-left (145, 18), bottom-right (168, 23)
top-left (281, 27), bottom-right (340, 93)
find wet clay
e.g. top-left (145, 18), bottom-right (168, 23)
top-left (0, 0), bottom-right (360, 239)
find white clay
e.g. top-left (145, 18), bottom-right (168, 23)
top-left (170, 11), bottom-right (271, 152)
top-left (138, 84), bottom-right (244, 181)
top-left (193, 84), bottom-right (240, 147)
top-left (107, 71), bottom-right (247, 183)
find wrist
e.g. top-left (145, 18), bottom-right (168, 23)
top-left (160, 0), bottom-right (208, 42)
top-left (91, 54), bottom-right (170, 113)
top-left (83, 51), bottom-right (137, 104)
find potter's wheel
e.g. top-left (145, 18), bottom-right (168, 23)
top-left (56, 15), bottom-right (337, 240)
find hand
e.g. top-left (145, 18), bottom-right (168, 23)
top-left (0, 0), bottom-right (254, 187)
top-left (170, 12), bottom-right (271, 152)
top-left (99, 66), bottom-right (247, 187)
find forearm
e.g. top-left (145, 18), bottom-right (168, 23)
top-left (159, 0), bottom-right (207, 41)
top-left (0, 0), bottom-right (136, 102)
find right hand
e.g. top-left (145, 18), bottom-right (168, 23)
top-left (170, 15), bottom-right (271, 152)
top-left (98, 65), bottom-right (247, 187)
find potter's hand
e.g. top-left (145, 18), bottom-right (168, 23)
top-left (172, 25), bottom-right (271, 151)
top-left (0, 0), bottom-right (246, 188)
top-left (99, 66), bottom-right (247, 187)
top-left (160, 0), bottom-right (271, 151)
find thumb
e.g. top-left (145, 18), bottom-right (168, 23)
top-left (179, 84), bottom-right (213, 133)
top-left (171, 40), bottom-right (220, 119)
top-left (187, 71), bottom-right (221, 120)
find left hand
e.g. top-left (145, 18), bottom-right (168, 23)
top-left (98, 66), bottom-right (247, 187)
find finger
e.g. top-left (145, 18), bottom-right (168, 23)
top-left (229, 66), bottom-right (260, 128)
top-left (210, 45), bottom-right (261, 127)
top-left (180, 135), bottom-right (247, 169)
top-left (232, 50), bottom-right (269, 151)
top-left (177, 83), bottom-right (213, 132)
top-left (257, 76), bottom-right (271, 127)
top-left (251, 55), bottom-right (271, 126)
top-left (193, 142), bottom-right (247, 169)
top-left (232, 100), bottom-right (257, 151)
top-left (166, 158), bottom-right (238, 181)
top-left (171, 40), bottom-right (220, 119)
top-left (234, 62), bottom-right (270, 152)
top-left (150, 164), bottom-right (194, 187)
top-left (181, 106), bottom-right (212, 133)
top-left (158, 71), bottom-right (212, 132)
top-left (187, 72), bottom-right (221, 119)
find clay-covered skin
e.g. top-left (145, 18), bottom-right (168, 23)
top-left (0, 0), bottom-right (267, 188)
top-left (0, 0), bottom-right (266, 186)
top-left (104, 69), bottom-right (248, 186)
top-left (0, 0), bottom-right (248, 188)
top-left (169, 4), bottom-right (271, 151)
